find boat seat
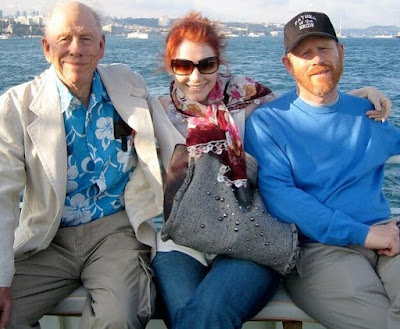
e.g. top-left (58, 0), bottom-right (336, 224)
top-left (46, 284), bottom-right (315, 328)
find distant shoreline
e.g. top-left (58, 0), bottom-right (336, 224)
top-left (1, 15), bottom-right (399, 39)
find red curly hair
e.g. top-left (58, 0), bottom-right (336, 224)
top-left (164, 11), bottom-right (227, 72)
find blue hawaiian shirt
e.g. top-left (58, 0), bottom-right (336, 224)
top-left (55, 68), bottom-right (136, 227)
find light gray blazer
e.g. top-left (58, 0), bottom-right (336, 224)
top-left (0, 64), bottom-right (163, 287)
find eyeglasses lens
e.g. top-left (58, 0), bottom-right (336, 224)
top-left (171, 57), bottom-right (219, 75)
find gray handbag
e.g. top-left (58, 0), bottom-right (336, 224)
top-left (161, 146), bottom-right (299, 275)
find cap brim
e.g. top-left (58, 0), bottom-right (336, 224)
top-left (286, 32), bottom-right (339, 53)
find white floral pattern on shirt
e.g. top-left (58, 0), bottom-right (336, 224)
top-left (95, 117), bottom-right (114, 150)
top-left (63, 194), bottom-right (92, 225)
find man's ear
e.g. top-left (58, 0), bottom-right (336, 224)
top-left (41, 37), bottom-right (52, 63)
top-left (338, 42), bottom-right (344, 61)
top-left (282, 55), bottom-right (293, 75)
top-left (99, 34), bottom-right (106, 59)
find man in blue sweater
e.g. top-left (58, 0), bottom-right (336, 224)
top-left (245, 11), bottom-right (400, 329)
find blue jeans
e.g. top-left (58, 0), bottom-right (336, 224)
top-left (152, 251), bottom-right (280, 329)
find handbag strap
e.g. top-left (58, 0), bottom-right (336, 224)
top-left (163, 144), bottom-right (189, 221)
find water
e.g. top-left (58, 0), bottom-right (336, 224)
top-left (1, 35), bottom-right (400, 206)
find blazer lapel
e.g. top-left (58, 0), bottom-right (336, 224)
top-left (97, 65), bottom-right (158, 166)
top-left (27, 76), bottom-right (67, 204)
top-left (109, 89), bottom-right (157, 172)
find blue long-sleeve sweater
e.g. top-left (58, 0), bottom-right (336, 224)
top-left (245, 89), bottom-right (400, 246)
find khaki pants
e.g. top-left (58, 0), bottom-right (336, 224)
top-left (284, 243), bottom-right (400, 329)
top-left (8, 211), bottom-right (155, 329)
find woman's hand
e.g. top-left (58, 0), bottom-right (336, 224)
top-left (348, 86), bottom-right (392, 122)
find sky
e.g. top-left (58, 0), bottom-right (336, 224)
top-left (0, 0), bottom-right (399, 29)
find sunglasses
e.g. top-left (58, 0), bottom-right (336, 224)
top-left (171, 56), bottom-right (219, 75)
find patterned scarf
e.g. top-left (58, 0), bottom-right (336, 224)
top-left (170, 74), bottom-right (273, 187)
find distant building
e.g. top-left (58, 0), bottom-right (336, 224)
top-left (102, 23), bottom-right (125, 35)
top-left (158, 16), bottom-right (171, 27)
top-left (14, 16), bottom-right (31, 25)
top-left (0, 10), bottom-right (3, 18)
top-left (5, 23), bottom-right (13, 34)
top-left (30, 15), bottom-right (44, 25)
top-left (15, 16), bottom-right (31, 25)
top-left (13, 15), bottom-right (44, 26)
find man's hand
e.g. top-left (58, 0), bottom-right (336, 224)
top-left (364, 221), bottom-right (400, 256)
top-left (0, 287), bottom-right (12, 329)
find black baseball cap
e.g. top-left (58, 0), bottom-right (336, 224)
top-left (284, 12), bottom-right (338, 53)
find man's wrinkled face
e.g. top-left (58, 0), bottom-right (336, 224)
top-left (41, 3), bottom-right (105, 93)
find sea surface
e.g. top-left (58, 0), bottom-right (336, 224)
top-left (1, 35), bottom-right (400, 207)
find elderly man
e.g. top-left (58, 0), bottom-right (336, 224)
top-left (245, 11), bottom-right (400, 329)
top-left (0, 1), bottom-right (162, 328)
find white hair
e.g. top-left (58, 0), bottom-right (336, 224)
top-left (43, 0), bottom-right (105, 37)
